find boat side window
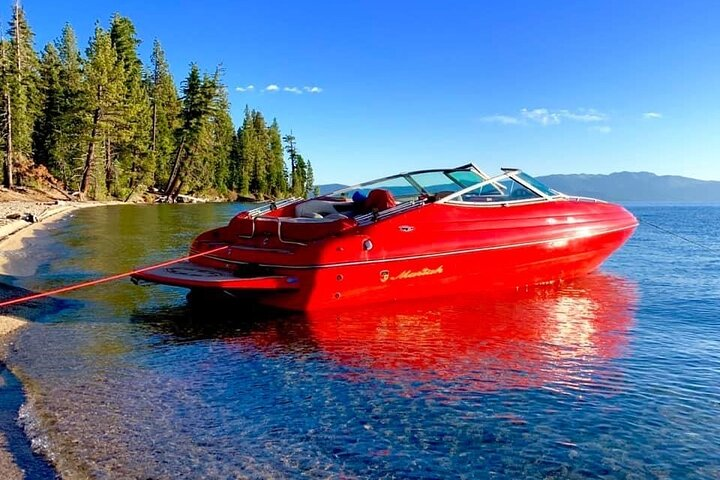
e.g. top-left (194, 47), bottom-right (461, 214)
top-left (493, 179), bottom-right (539, 201)
top-left (409, 172), bottom-right (465, 195)
top-left (447, 170), bottom-right (485, 188)
top-left (515, 172), bottom-right (561, 197)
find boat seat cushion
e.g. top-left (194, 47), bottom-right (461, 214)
top-left (364, 189), bottom-right (397, 211)
top-left (281, 213), bottom-right (349, 223)
top-left (295, 199), bottom-right (352, 218)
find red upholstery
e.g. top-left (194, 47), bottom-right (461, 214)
top-left (364, 189), bottom-right (397, 212)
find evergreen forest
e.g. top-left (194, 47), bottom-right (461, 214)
top-left (0, 5), bottom-right (315, 201)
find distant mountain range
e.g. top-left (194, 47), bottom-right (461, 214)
top-left (318, 172), bottom-right (720, 202)
top-left (537, 172), bottom-right (720, 202)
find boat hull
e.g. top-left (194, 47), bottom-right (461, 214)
top-left (253, 223), bottom-right (635, 310)
top-left (134, 217), bottom-right (635, 311)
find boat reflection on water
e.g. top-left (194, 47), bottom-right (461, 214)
top-left (193, 271), bottom-right (637, 393)
top-left (300, 272), bottom-right (637, 392)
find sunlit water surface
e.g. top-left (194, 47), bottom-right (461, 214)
top-left (0, 203), bottom-right (719, 479)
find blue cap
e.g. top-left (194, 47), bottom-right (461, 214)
top-left (352, 191), bottom-right (367, 203)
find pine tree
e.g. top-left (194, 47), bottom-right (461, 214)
top-left (283, 132), bottom-right (299, 195)
top-left (109, 13), bottom-right (151, 198)
top-left (305, 160), bottom-right (315, 197)
top-left (3, 1), bottom-right (42, 186)
top-left (228, 128), bottom-right (241, 192)
top-left (268, 119), bottom-right (287, 197)
top-left (79, 24), bottom-right (125, 198)
top-left (32, 42), bottom-right (61, 171)
top-left (0, 38), bottom-right (13, 188)
top-left (235, 107), bottom-right (253, 195)
top-left (295, 154), bottom-right (307, 198)
top-left (147, 39), bottom-right (180, 189)
top-left (249, 110), bottom-right (269, 195)
top-left (209, 77), bottom-right (234, 194)
top-left (164, 63), bottom-right (218, 199)
top-left (53, 24), bottom-right (86, 189)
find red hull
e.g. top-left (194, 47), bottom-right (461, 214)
top-left (134, 197), bottom-right (637, 311)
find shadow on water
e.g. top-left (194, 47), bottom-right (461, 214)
top-left (132, 271), bottom-right (638, 393)
top-left (0, 279), bottom-right (65, 479)
top-left (0, 277), bottom-right (77, 323)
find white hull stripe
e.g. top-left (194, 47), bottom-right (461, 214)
top-left (204, 223), bottom-right (637, 270)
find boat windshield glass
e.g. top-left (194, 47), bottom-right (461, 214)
top-left (515, 172), bottom-right (560, 197)
top-left (408, 171), bottom-right (473, 194)
top-left (333, 176), bottom-right (419, 202)
top-left (435, 170), bottom-right (564, 203)
top-left (326, 166), bottom-right (562, 204)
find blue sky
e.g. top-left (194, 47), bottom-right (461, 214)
top-left (22, 0), bottom-right (720, 184)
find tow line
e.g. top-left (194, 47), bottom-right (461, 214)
top-left (0, 245), bottom-right (229, 310)
top-left (640, 218), bottom-right (716, 252)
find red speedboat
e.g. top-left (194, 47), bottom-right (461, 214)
top-left (132, 164), bottom-right (638, 311)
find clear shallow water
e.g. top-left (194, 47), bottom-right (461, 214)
top-left (0, 203), bottom-right (719, 479)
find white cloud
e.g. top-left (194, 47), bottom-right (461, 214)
top-left (479, 115), bottom-right (522, 125)
top-left (479, 107), bottom-right (611, 129)
top-left (589, 126), bottom-right (612, 134)
top-left (239, 84), bottom-right (322, 94)
top-left (520, 108), bottom-right (607, 126)
top-left (521, 108), bottom-right (561, 125)
top-left (562, 109), bottom-right (607, 122)
top-left (643, 112), bottom-right (663, 119)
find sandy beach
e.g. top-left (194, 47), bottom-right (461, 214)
top-left (0, 201), bottom-right (110, 277)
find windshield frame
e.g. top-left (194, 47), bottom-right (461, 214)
top-left (322, 164), bottom-right (565, 205)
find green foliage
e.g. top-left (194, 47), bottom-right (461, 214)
top-left (53, 24), bottom-right (87, 189)
top-left (164, 63), bottom-right (222, 198)
top-left (209, 81), bottom-right (235, 193)
top-left (147, 39), bottom-right (180, 188)
top-left (8, 4), bottom-right (42, 158)
top-left (268, 119), bottom-right (287, 196)
top-left (0, 4), bottom-right (43, 186)
top-left (231, 109), bottom-right (295, 199)
top-left (2, 9), bottom-right (312, 200)
top-left (32, 42), bottom-right (61, 173)
top-left (79, 24), bottom-right (126, 197)
top-left (282, 133), bottom-right (314, 198)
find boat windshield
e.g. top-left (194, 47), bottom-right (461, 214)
top-left (331, 176), bottom-right (420, 202)
top-left (328, 167), bottom-right (486, 201)
top-left (325, 165), bottom-right (562, 204)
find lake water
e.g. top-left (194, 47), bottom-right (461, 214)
top-left (0, 203), bottom-right (719, 479)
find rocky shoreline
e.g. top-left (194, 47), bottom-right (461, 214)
top-left (0, 200), bottom-right (76, 240)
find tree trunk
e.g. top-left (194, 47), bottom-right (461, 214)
top-left (12, 0), bottom-right (19, 184)
top-left (80, 106), bottom-right (101, 195)
top-left (127, 162), bottom-right (137, 190)
top-left (104, 135), bottom-right (113, 194)
top-left (2, 90), bottom-right (12, 189)
top-left (1, 37), bottom-right (13, 189)
top-left (151, 99), bottom-right (157, 153)
top-left (164, 135), bottom-right (185, 195)
top-left (169, 178), bottom-right (183, 202)
top-left (80, 83), bottom-right (103, 195)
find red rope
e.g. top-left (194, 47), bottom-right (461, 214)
top-left (0, 245), bottom-right (229, 309)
